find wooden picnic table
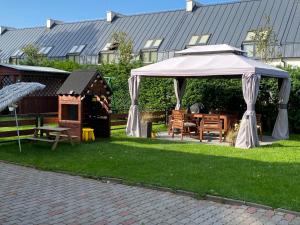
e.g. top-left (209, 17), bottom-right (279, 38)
top-left (27, 126), bottom-right (74, 150)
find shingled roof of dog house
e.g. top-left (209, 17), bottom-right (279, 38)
top-left (57, 70), bottom-right (112, 140)
top-left (57, 70), bottom-right (112, 96)
top-left (0, 63), bottom-right (69, 114)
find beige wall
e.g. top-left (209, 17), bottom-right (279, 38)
top-left (267, 58), bottom-right (300, 68)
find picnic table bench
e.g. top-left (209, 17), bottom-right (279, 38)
top-left (27, 126), bottom-right (76, 150)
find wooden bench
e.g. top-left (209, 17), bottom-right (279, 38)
top-left (27, 126), bottom-right (74, 150)
top-left (26, 137), bottom-right (56, 143)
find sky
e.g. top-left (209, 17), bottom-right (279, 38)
top-left (0, 0), bottom-right (234, 28)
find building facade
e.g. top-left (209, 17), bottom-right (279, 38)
top-left (0, 0), bottom-right (299, 66)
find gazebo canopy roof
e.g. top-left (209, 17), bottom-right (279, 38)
top-left (176, 44), bottom-right (246, 55)
top-left (131, 44), bottom-right (289, 79)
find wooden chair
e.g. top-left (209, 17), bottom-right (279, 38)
top-left (256, 114), bottom-right (263, 141)
top-left (199, 114), bottom-right (223, 143)
top-left (171, 110), bottom-right (196, 140)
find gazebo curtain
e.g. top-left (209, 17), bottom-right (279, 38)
top-left (272, 78), bottom-right (291, 139)
top-left (174, 78), bottom-right (186, 109)
top-left (126, 75), bottom-right (141, 137)
top-left (235, 73), bottom-right (261, 149)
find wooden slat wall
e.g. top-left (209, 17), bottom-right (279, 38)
top-left (0, 119), bottom-right (36, 127)
top-left (0, 129), bottom-right (35, 138)
top-left (43, 117), bottom-right (59, 124)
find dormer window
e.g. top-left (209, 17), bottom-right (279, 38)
top-left (141, 51), bottom-right (157, 64)
top-left (69, 45), bottom-right (86, 54)
top-left (141, 39), bottom-right (162, 64)
top-left (245, 31), bottom-right (256, 42)
top-left (99, 52), bottom-right (116, 64)
top-left (9, 49), bottom-right (24, 65)
top-left (38, 46), bottom-right (52, 56)
top-left (188, 34), bottom-right (210, 46)
top-left (67, 45), bottom-right (86, 63)
top-left (242, 30), bottom-right (270, 58)
top-left (143, 39), bottom-right (163, 49)
top-left (242, 43), bottom-right (255, 58)
top-left (99, 42), bottom-right (118, 64)
top-left (242, 31), bottom-right (259, 58)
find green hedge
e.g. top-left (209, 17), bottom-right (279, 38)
top-left (99, 64), bottom-right (300, 133)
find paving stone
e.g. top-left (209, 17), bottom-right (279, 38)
top-left (0, 162), bottom-right (299, 225)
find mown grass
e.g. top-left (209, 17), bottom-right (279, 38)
top-left (0, 126), bottom-right (299, 211)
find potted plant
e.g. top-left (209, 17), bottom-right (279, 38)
top-left (226, 122), bottom-right (240, 146)
top-left (151, 126), bottom-right (161, 138)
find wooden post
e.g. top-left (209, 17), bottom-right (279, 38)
top-left (40, 115), bottom-right (44, 137)
top-left (278, 78), bottom-right (283, 91)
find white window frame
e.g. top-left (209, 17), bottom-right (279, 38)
top-left (188, 34), bottom-right (211, 46)
top-left (141, 50), bottom-right (158, 64)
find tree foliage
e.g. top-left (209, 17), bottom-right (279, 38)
top-left (251, 16), bottom-right (280, 62)
top-left (21, 44), bottom-right (43, 66)
top-left (111, 31), bottom-right (134, 65)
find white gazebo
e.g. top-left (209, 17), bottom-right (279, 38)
top-left (126, 44), bottom-right (291, 149)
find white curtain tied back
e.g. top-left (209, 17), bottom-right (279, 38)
top-left (174, 78), bottom-right (186, 110)
top-left (235, 73), bottom-right (261, 149)
top-left (272, 78), bottom-right (291, 139)
top-left (246, 104), bottom-right (255, 112)
top-left (126, 75), bottom-right (142, 137)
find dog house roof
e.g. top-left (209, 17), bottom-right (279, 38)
top-left (57, 70), bottom-right (112, 96)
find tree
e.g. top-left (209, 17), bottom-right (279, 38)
top-left (251, 16), bottom-right (280, 62)
top-left (111, 31), bottom-right (133, 64)
top-left (21, 44), bottom-right (43, 66)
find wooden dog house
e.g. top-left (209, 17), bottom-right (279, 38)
top-left (57, 70), bottom-right (112, 140)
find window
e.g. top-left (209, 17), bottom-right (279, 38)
top-left (141, 39), bottom-right (162, 64)
top-left (153, 39), bottom-right (163, 48)
top-left (11, 49), bottom-right (24, 58)
top-left (67, 45), bottom-right (86, 63)
top-left (199, 35), bottom-right (210, 44)
top-left (245, 31), bottom-right (256, 42)
top-left (9, 49), bottom-right (24, 64)
top-left (102, 42), bottom-right (119, 51)
top-left (242, 30), bottom-right (269, 58)
top-left (188, 34), bottom-right (211, 46)
top-left (99, 52), bottom-right (116, 64)
top-left (189, 36), bottom-right (199, 46)
top-left (245, 30), bottom-right (269, 42)
top-left (61, 104), bottom-right (79, 121)
top-left (99, 41), bottom-right (120, 64)
top-left (141, 50), bottom-right (157, 64)
top-left (242, 43), bottom-right (256, 58)
top-left (38, 46), bottom-right (52, 55)
top-left (67, 55), bottom-right (80, 63)
top-left (9, 57), bottom-right (19, 65)
top-left (144, 40), bottom-right (153, 48)
top-left (143, 39), bottom-right (163, 49)
top-left (69, 45), bottom-right (86, 54)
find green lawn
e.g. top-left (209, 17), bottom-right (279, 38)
top-left (0, 127), bottom-right (300, 212)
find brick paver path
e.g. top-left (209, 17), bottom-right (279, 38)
top-left (0, 162), bottom-right (299, 225)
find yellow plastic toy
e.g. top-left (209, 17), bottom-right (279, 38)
top-left (82, 128), bottom-right (95, 141)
